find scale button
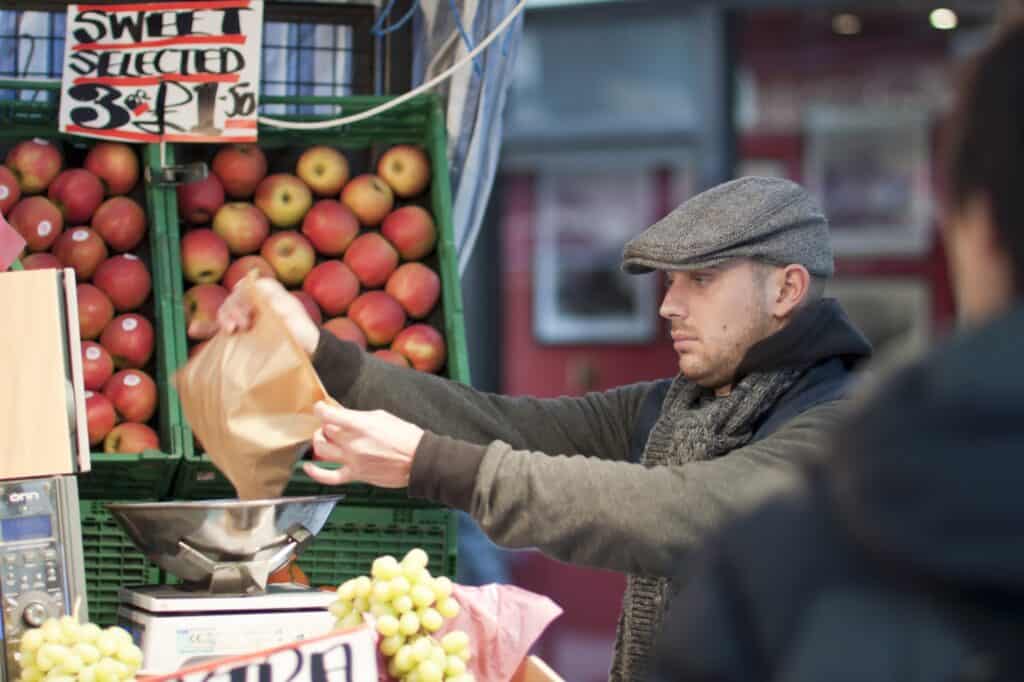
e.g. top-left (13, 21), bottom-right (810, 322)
top-left (23, 551), bottom-right (38, 562)
top-left (32, 581), bottom-right (45, 589)
top-left (34, 572), bottom-right (43, 580)
top-left (43, 550), bottom-right (57, 560)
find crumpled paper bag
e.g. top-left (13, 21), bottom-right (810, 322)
top-left (174, 275), bottom-right (332, 500)
top-left (371, 583), bottom-right (562, 682)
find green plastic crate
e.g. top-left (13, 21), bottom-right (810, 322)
top-left (159, 95), bottom-right (470, 504)
top-left (79, 500), bottom-right (161, 627)
top-left (0, 80), bottom-right (183, 499)
top-left (296, 506), bottom-right (457, 588)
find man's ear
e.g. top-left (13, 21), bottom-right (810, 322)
top-left (772, 264), bottom-right (810, 317)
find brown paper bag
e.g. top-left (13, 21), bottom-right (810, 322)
top-left (174, 276), bottom-right (332, 499)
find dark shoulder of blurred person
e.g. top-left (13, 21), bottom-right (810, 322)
top-left (646, 304), bottom-right (1024, 682)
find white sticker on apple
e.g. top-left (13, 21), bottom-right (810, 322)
top-left (85, 346), bottom-right (101, 360)
top-left (122, 317), bottom-right (139, 332)
top-left (33, 138), bottom-right (51, 146)
top-left (84, 390), bottom-right (94, 398)
top-left (0, 186), bottom-right (8, 200)
top-left (72, 229), bottom-right (89, 242)
top-left (124, 253), bottom-right (139, 261)
top-left (124, 373), bottom-right (141, 387)
top-left (37, 221), bottom-right (52, 237)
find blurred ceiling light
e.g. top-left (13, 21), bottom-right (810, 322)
top-left (832, 13), bottom-right (862, 35)
top-left (930, 8), bottom-right (959, 30)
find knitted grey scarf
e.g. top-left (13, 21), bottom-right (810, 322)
top-left (608, 365), bottom-right (803, 681)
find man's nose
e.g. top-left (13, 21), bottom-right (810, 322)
top-left (659, 285), bottom-right (687, 320)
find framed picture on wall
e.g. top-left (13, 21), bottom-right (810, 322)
top-left (533, 170), bottom-right (660, 344)
top-left (804, 106), bottom-right (934, 257)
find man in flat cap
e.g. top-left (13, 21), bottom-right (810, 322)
top-left (214, 176), bottom-right (872, 681)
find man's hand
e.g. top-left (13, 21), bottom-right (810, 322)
top-left (304, 401), bottom-right (425, 488)
top-left (210, 277), bottom-right (320, 356)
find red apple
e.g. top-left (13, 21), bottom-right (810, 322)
top-left (104, 369), bottom-right (157, 422)
top-left (84, 142), bottom-right (139, 196)
top-left (211, 144), bottom-right (267, 199)
top-left (181, 229), bottom-right (230, 284)
top-left (91, 196), bottom-right (146, 252)
top-left (296, 146), bottom-right (349, 197)
top-left (302, 260), bottom-right (359, 317)
top-left (53, 227), bottom-right (108, 281)
top-left (343, 232), bottom-right (399, 288)
top-left (291, 291), bottom-right (323, 325)
top-left (48, 169), bottom-right (105, 224)
top-left (177, 173), bottom-right (226, 225)
top-left (184, 283), bottom-right (229, 341)
top-left (301, 199), bottom-right (359, 256)
top-left (8, 196), bottom-right (63, 251)
top-left (381, 206), bottom-right (438, 261)
top-left (222, 255), bottom-right (275, 291)
top-left (260, 231), bottom-right (316, 286)
top-left (5, 139), bottom-right (62, 194)
top-left (386, 262), bottom-right (441, 319)
top-left (100, 314), bottom-right (155, 369)
top-left (391, 323), bottom-right (446, 373)
top-left (82, 341), bottom-right (115, 391)
top-left (373, 349), bottom-right (410, 368)
top-left (104, 422), bottom-right (159, 454)
top-left (21, 252), bottom-right (60, 270)
top-left (340, 174), bottom-right (394, 227)
top-left (322, 317), bottom-right (367, 349)
top-left (76, 284), bottom-right (114, 340)
top-left (0, 165), bottom-right (21, 215)
top-left (348, 291), bottom-right (406, 346)
top-left (254, 173), bottom-right (313, 229)
top-left (212, 202), bottom-right (269, 255)
top-left (93, 254), bottom-right (151, 311)
top-left (84, 391), bottom-right (117, 446)
top-left (377, 145), bottom-right (431, 198)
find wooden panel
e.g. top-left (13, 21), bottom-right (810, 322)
top-left (0, 269), bottom-right (75, 478)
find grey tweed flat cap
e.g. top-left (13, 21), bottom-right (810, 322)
top-left (621, 176), bottom-right (834, 277)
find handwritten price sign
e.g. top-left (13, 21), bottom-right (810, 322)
top-left (59, 1), bottom-right (264, 143)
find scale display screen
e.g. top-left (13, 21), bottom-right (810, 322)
top-left (0, 515), bottom-right (52, 542)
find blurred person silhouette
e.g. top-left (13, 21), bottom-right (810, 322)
top-left (650, 22), bottom-right (1024, 682)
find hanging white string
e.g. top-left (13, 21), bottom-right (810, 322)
top-left (255, 0), bottom-right (527, 131)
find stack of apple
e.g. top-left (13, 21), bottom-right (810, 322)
top-left (2, 139), bottom-right (162, 455)
top-left (177, 142), bottom-right (448, 375)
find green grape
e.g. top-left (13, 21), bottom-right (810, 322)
top-left (379, 634), bottom-right (405, 657)
top-left (93, 659), bottom-right (121, 682)
top-left (410, 585), bottom-right (435, 609)
top-left (417, 660), bottom-right (443, 682)
top-left (370, 602), bottom-right (397, 620)
top-left (405, 671), bottom-right (422, 682)
top-left (388, 658), bottom-right (403, 679)
top-left (337, 579), bottom-right (357, 601)
top-left (353, 576), bottom-right (373, 599)
top-left (79, 624), bottom-right (102, 644)
top-left (57, 652), bottom-right (83, 675)
top-left (411, 636), bottom-right (433, 663)
top-left (376, 614), bottom-right (400, 637)
top-left (403, 549), bottom-right (429, 571)
top-left (393, 595), bottom-right (414, 614)
top-left (457, 648), bottom-right (471, 663)
top-left (390, 576), bottom-right (412, 597)
top-left (40, 620), bottom-right (63, 644)
top-left (20, 628), bottom-right (46, 654)
top-left (96, 631), bottom-right (119, 658)
top-left (74, 643), bottom-right (101, 666)
top-left (328, 600), bottom-right (350, 619)
top-left (44, 675), bottom-right (75, 682)
top-left (437, 597), bottom-right (460, 619)
top-left (445, 654), bottom-right (467, 677)
top-left (441, 631), bottom-right (469, 655)
top-left (337, 611), bottom-right (363, 630)
top-left (371, 580), bottom-right (393, 603)
top-left (58, 617), bottom-right (81, 645)
top-left (418, 607), bottom-right (443, 633)
top-left (429, 644), bottom-right (447, 669)
top-left (77, 665), bottom-right (96, 682)
top-left (19, 665), bottom-right (43, 682)
top-left (115, 642), bottom-right (143, 669)
top-left (20, 650), bottom-right (36, 671)
top-left (371, 556), bottom-right (400, 581)
top-left (352, 596), bottom-right (370, 615)
top-left (431, 577), bottom-right (453, 601)
top-left (35, 643), bottom-right (69, 672)
top-left (398, 612), bottom-right (420, 637)
top-left (393, 645), bottom-right (416, 674)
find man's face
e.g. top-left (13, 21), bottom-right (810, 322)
top-left (659, 260), bottom-right (779, 392)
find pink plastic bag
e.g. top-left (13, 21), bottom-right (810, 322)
top-left (374, 583), bottom-right (562, 681)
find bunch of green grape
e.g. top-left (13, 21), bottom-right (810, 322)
top-left (330, 549), bottom-right (474, 682)
top-left (16, 616), bottom-right (143, 682)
